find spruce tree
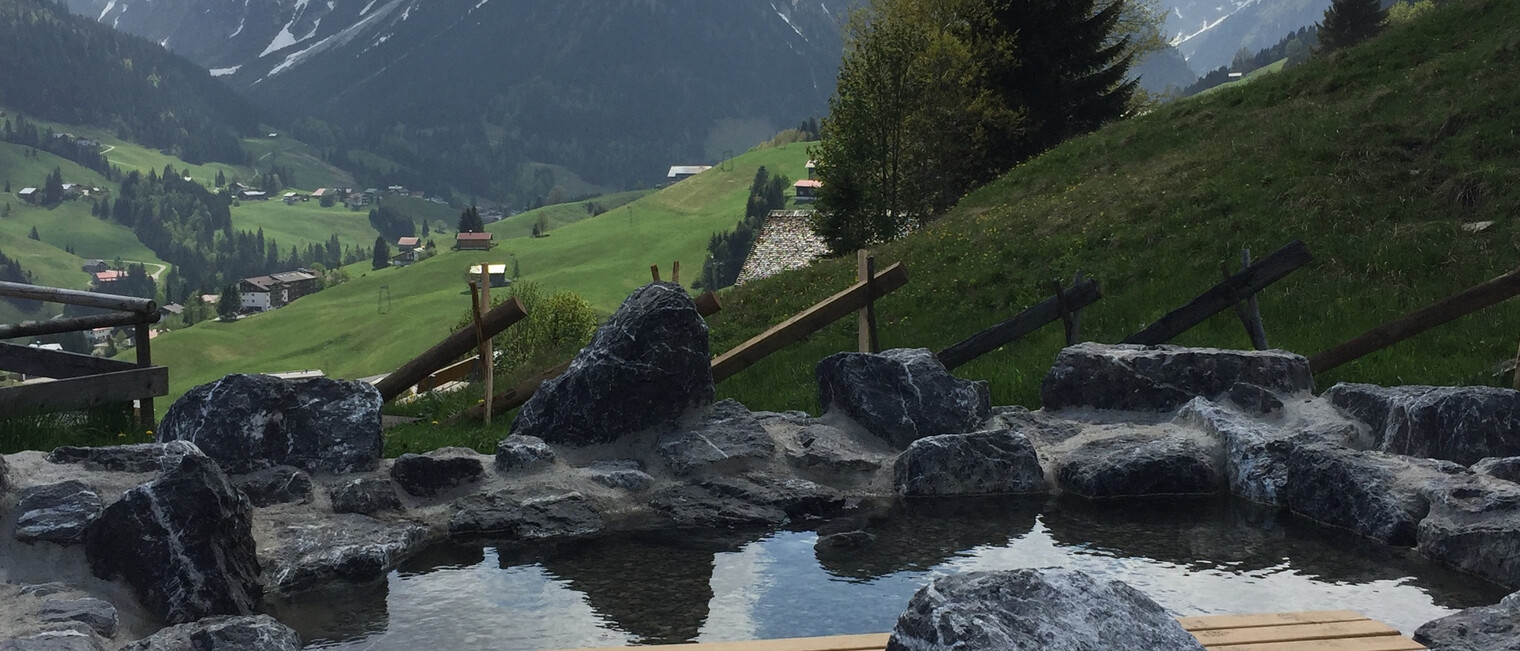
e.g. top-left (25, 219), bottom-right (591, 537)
top-left (217, 285), bottom-right (241, 319)
top-left (458, 204), bottom-right (484, 233)
top-left (1320, 0), bottom-right (1385, 50)
top-left (372, 236), bottom-right (391, 269)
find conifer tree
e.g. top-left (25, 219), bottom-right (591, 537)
top-left (458, 204), bottom-right (484, 233)
top-left (372, 236), bottom-right (391, 269)
top-left (1320, 0), bottom-right (1385, 50)
top-left (217, 285), bottom-right (240, 319)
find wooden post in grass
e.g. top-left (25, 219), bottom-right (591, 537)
top-left (672, 261), bottom-right (680, 285)
top-left (1221, 252), bottom-right (1270, 350)
top-left (134, 322), bottom-right (154, 428)
top-left (1123, 240), bottom-right (1310, 346)
top-left (1309, 265), bottom-right (1520, 375)
top-left (857, 250), bottom-right (879, 353)
top-left (1051, 279), bottom-right (1076, 346)
top-left (479, 266), bottom-right (494, 425)
top-left (937, 277), bottom-right (1102, 371)
top-left (1067, 271), bottom-right (1086, 344)
top-left (374, 296), bottom-right (526, 402)
top-left (650, 264), bottom-right (661, 283)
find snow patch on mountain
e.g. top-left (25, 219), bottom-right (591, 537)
top-left (772, 3), bottom-right (804, 38)
top-left (210, 66), bottom-right (241, 76)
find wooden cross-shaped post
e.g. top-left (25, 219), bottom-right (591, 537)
top-left (857, 250), bottom-right (879, 353)
top-left (476, 265), bottom-right (495, 424)
top-left (1222, 249), bottom-right (1269, 350)
top-left (650, 262), bottom-right (681, 284)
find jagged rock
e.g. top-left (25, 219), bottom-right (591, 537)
top-left (261, 514), bottom-right (430, 592)
top-left (15, 481), bottom-right (104, 544)
top-left (390, 448), bottom-right (484, 497)
top-left (19, 583), bottom-right (68, 597)
top-left (1417, 476), bottom-right (1520, 589)
top-left (816, 530), bottom-right (876, 554)
top-left (84, 453), bottom-right (261, 624)
top-left (893, 429), bottom-right (1047, 496)
top-left (494, 435), bottom-right (556, 472)
top-left (157, 373), bottom-right (383, 474)
top-left (650, 474), bottom-right (844, 527)
top-left (0, 631), bottom-right (106, 651)
top-left (1283, 443), bottom-right (1463, 546)
top-left (817, 348), bottom-right (990, 449)
top-left (988, 406), bottom-right (1083, 446)
top-left (38, 598), bottom-right (116, 638)
top-left (886, 568), bottom-right (1206, 651)
top-left (1326, 383), bottom-right (1520, 466)
top-left (1474, 457), bottom-right (1520, 484)
top-left (231, 466), bottom-right (312, 507)
top-left (1415, 591), bottom-right (1520, 650)
top-left (1056, 431), bottom-right (1222, 499)
top-left (1178, 399), bottom-right (1302, 505)
top-left (450, 491), bottom-right (604, 539)
top-left (657, 399), bottom-right (775, 475)
top-left (512, 283), bottom-right (714, 446)
top-left (46, 441), bottom-right (200, 473)
top-left (328, 477), bottom-right (402, 515)
top-left (116, 615), bottom-right (301, 651)
top-left (583, 460), bottom-right (653, 492)
top-left (786, 424), bottom-right (885, 474)
top-left (1041, 343), bottom-right (1313, 413)
top-left (1, 453), bottom-right (11, 495)
top-left (1225, 382), bottom-right (1284, 416)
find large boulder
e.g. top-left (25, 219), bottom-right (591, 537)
top-left (84, 453), bottom-right (261, 624)
top-left (1326, 383), bottom-right (1520, 466)
top-left (390, 448), bottom-right (484, 497)
top-left (117, 615), bottom-right (301, 651)
top-left (886, 568), bottom-right (1206, 651)
top-left (1415, 591), bottom-right (1520, 650)
top-left (817, 348), bottom-right (990, 449)
top-left (15, 481), bottom-right (104, 544)
top-left (328, 477), bottom-right (402, 515)
top-left (785, 422), bottom-right (888, 474)
top-left (157, 373), bottom-right (383, 474)
top-left (37, 598), bottom-right (116, 638)
top-left (47, 441), bottom-right (200, 473)
top-left (893, 429), bottom-right (1047, 496)
top-left (494, 435), bottom-right (556, 472)
top-left (511, 282), bottom-right (713, 446)
top-left (1055, 430), bottom-right (1223, 499)
top-left (1417, 476), bottom-right (1520, 589)
top-left (1175, 398), bottom-right (1354, 506)
top-left (1474, 457), bottom-right (1520, 484)
top-left (260, 514), bottom-right (430, 592)
top-left (0, 631), bottom-right (107, 651)
top-left (656, 399), bottom-right (775, 476)
top-left (450, 491), bottom-right (604, 539)
top-left (650, 474), bottom-right (845, 527)
top-left (1283, 443), bottom-right (1462, 546)
top-left (1041, 343), bottom-right (1313, 413)
top-left (581, 460), bottom-right (654, 492)
top-left (231, 466), bottom-right (312, 507)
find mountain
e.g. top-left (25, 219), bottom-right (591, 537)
top-left (1166, 0), bottom-right (1331, 72)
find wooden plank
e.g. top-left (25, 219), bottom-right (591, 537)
top-left (936, 277), bottom-right (1102, 371)
top-left (1310, 265), bottom-right (1520, 374)
top-left (857, 250), bottom-right (878, 353)
top-left (135, 323), bottom-right (154, 428)
top-left (0, 366), bottom-right (167, 413)
top-left (1202, 637), bottom-right (1424, 651)
top-left (374, 296), bottom-right (527, 401)
top-left (711, 262), bottom-right (909, 383)
top-left (417, 356), bottom-right (480, 393)
top-left (1123, 240), bottom-right (1310, 346)
top-left (1189, 620), bottom-right (1403, 647)
top-left (0, 280), bottom-right (157, 314)
top-left (1179, 610), bottom-right (1369, 631)
top-left (0, 310), bottom-right (159, 340)
top-left (542, 633), bottom-right (891, 651)
top-left (0, 342), bottom-right (138, 378)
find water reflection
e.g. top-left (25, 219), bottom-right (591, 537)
top-left (282, 496), bottom-right (1508, 650)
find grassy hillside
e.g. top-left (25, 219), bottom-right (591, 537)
top-left (707, 0), bottom-right (1520, 413)
top-left (487, 190), bottom-right (651, 240)
top-left (145, 145), bottom-right (812, 407)
top-left (243, 134), bottom-right (354, 190)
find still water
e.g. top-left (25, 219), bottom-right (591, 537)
top-left (267, 496), bottom-right (1505, 650)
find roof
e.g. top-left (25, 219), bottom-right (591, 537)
top-left (241, 276), bottom-right (274, 290)
top-left (160, 303), bottom-right (184, 315)
top-left (468, 264), bottom-right (509, 275)
top-left (241, 190), bottom-right (267, 197)
top-left (93, 270), bottom-right (123, 282)
top-left (269, 271), bottom-right (318, 283)
top-left (667, 165), bottom-right (712, 178)
top-left (794, 179), bottom-right (823, 189)
top-left (806, 160), bottom-right (817, 168)
top-left (398, 237), bottom-right (420, 246)
top-left (456, 232), bottom-right (494, 241)
top-left (312, 188), bottom-right (328, 196)
top-left (18, 187), bottom-right (36, 195)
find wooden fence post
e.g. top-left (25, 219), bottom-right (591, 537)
top-left (672, 261), bottom-right (680, 285)
top-left (374, 296), bottom-right (527, 402)
top-left (857, 250), bottom-right (879, 353)
top-left (650, 264), bottom-right (662, 283)
top-left (1068, 271), bottom-right (1086, 345)
top-left (1051, 280), bottom-right (1075, 346)
top-left (1123, 240), bottom-right (1311, 346)
top-left (936, 277), bottom-right (1102, 371)
top-left (135, 323), bottom-right (154, 429)
top-left (479, 266), bottom-right (494, 424)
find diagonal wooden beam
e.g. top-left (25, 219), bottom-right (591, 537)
top-left (937, 278), bottom-right (1102, 371)
top-left (1123, 240), bottom-right (1310, 346)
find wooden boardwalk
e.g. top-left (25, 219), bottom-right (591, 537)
top-left (548, 610), bottom-right (1424, 651)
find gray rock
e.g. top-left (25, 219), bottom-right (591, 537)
top-left (1177, 399), bottom-right (1299, 505)
top-left (231, 466), bottom-right (312, 507)
top-left (450, 491), bottom-right (604, 539)
top-left (38, 598), bottom-right (116, 638)
top-left (1326, 383), bottom-right (1520, 466)
top-left (886, 568), bottom-right (1206, 651)
top-left (494, 435), bottom-right (556, 472)
top-left (0, 453), bottom-right (9, 495)
top-left (0, 631), bottom-right (106, 651)
top-left (328, 477), bottom-right (402, 515)
top-left (46, 441), bottom-right (200, 473)
top-left (1474, 457), bottom-right (1520, 484)
top-left (786, 424), bottom-right (884, 474)
top-left (18, 583), bottom-right (68, 597)
top-left (15, 481), bottom-right (103, 544)
top-left (261, 514), bottom-right (430, 592)
top-left (157, 373), bottom-right (383, 474)
top-left (1415, 591), bottom-right (1520, 650)
top-left (893, 429), bottom-right (1047, 496)
top-left (512, 283), bottom-right (714, 446)
top-left (1040, 343), bottom-right (1313, 413)
top-left (657, 399), bottom-right (775, 475)
top-left (816, 530), bottom-right (876, 554)
top-left (84, 453), bottom-right (261, 624)
top-left (988, 406), bottom-right (1083, 446)
top-left (583, 460), bottom-right (653, 492)
top-left (1225, 382), bottom-right (1284, 416)
top-left (1417, 476), bottom-right (1520, 590)
top-left (390, 448), bottom-right (484, 497)
top-left (817, 348), bottom-right (990, 449)
top-left (650, 474), bottom-right (845, 527)
top-left (1056, 431), bottom-right (1222, 499)
top-left (1283, 443), bottom-right (1462, 546)
top-left (117, 615), bottom-right (301, 651)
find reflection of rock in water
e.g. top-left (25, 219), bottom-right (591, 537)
top-left (395, 541), bottom-right (487, 576)
top-left (814, 496), bottom-right (1044, 579)
top-left (509, 529), bottom-right (765, 644)
top-left (262, 577), bottom-right (390, 645)
top-left (1040, 496), bottom-right (1506, 610)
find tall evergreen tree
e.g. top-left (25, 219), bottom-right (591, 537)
top-left (1320, 0), bottom-right (1385, 50)
top-left (458, 204), bottom-right (484, 233)
top-left (372, 236), bottom-right (391, 269)
top-left (217, 285), bottom-right (241, 319)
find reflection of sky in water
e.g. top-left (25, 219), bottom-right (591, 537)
top-left (295, 502), bottom-right (1505, 650)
